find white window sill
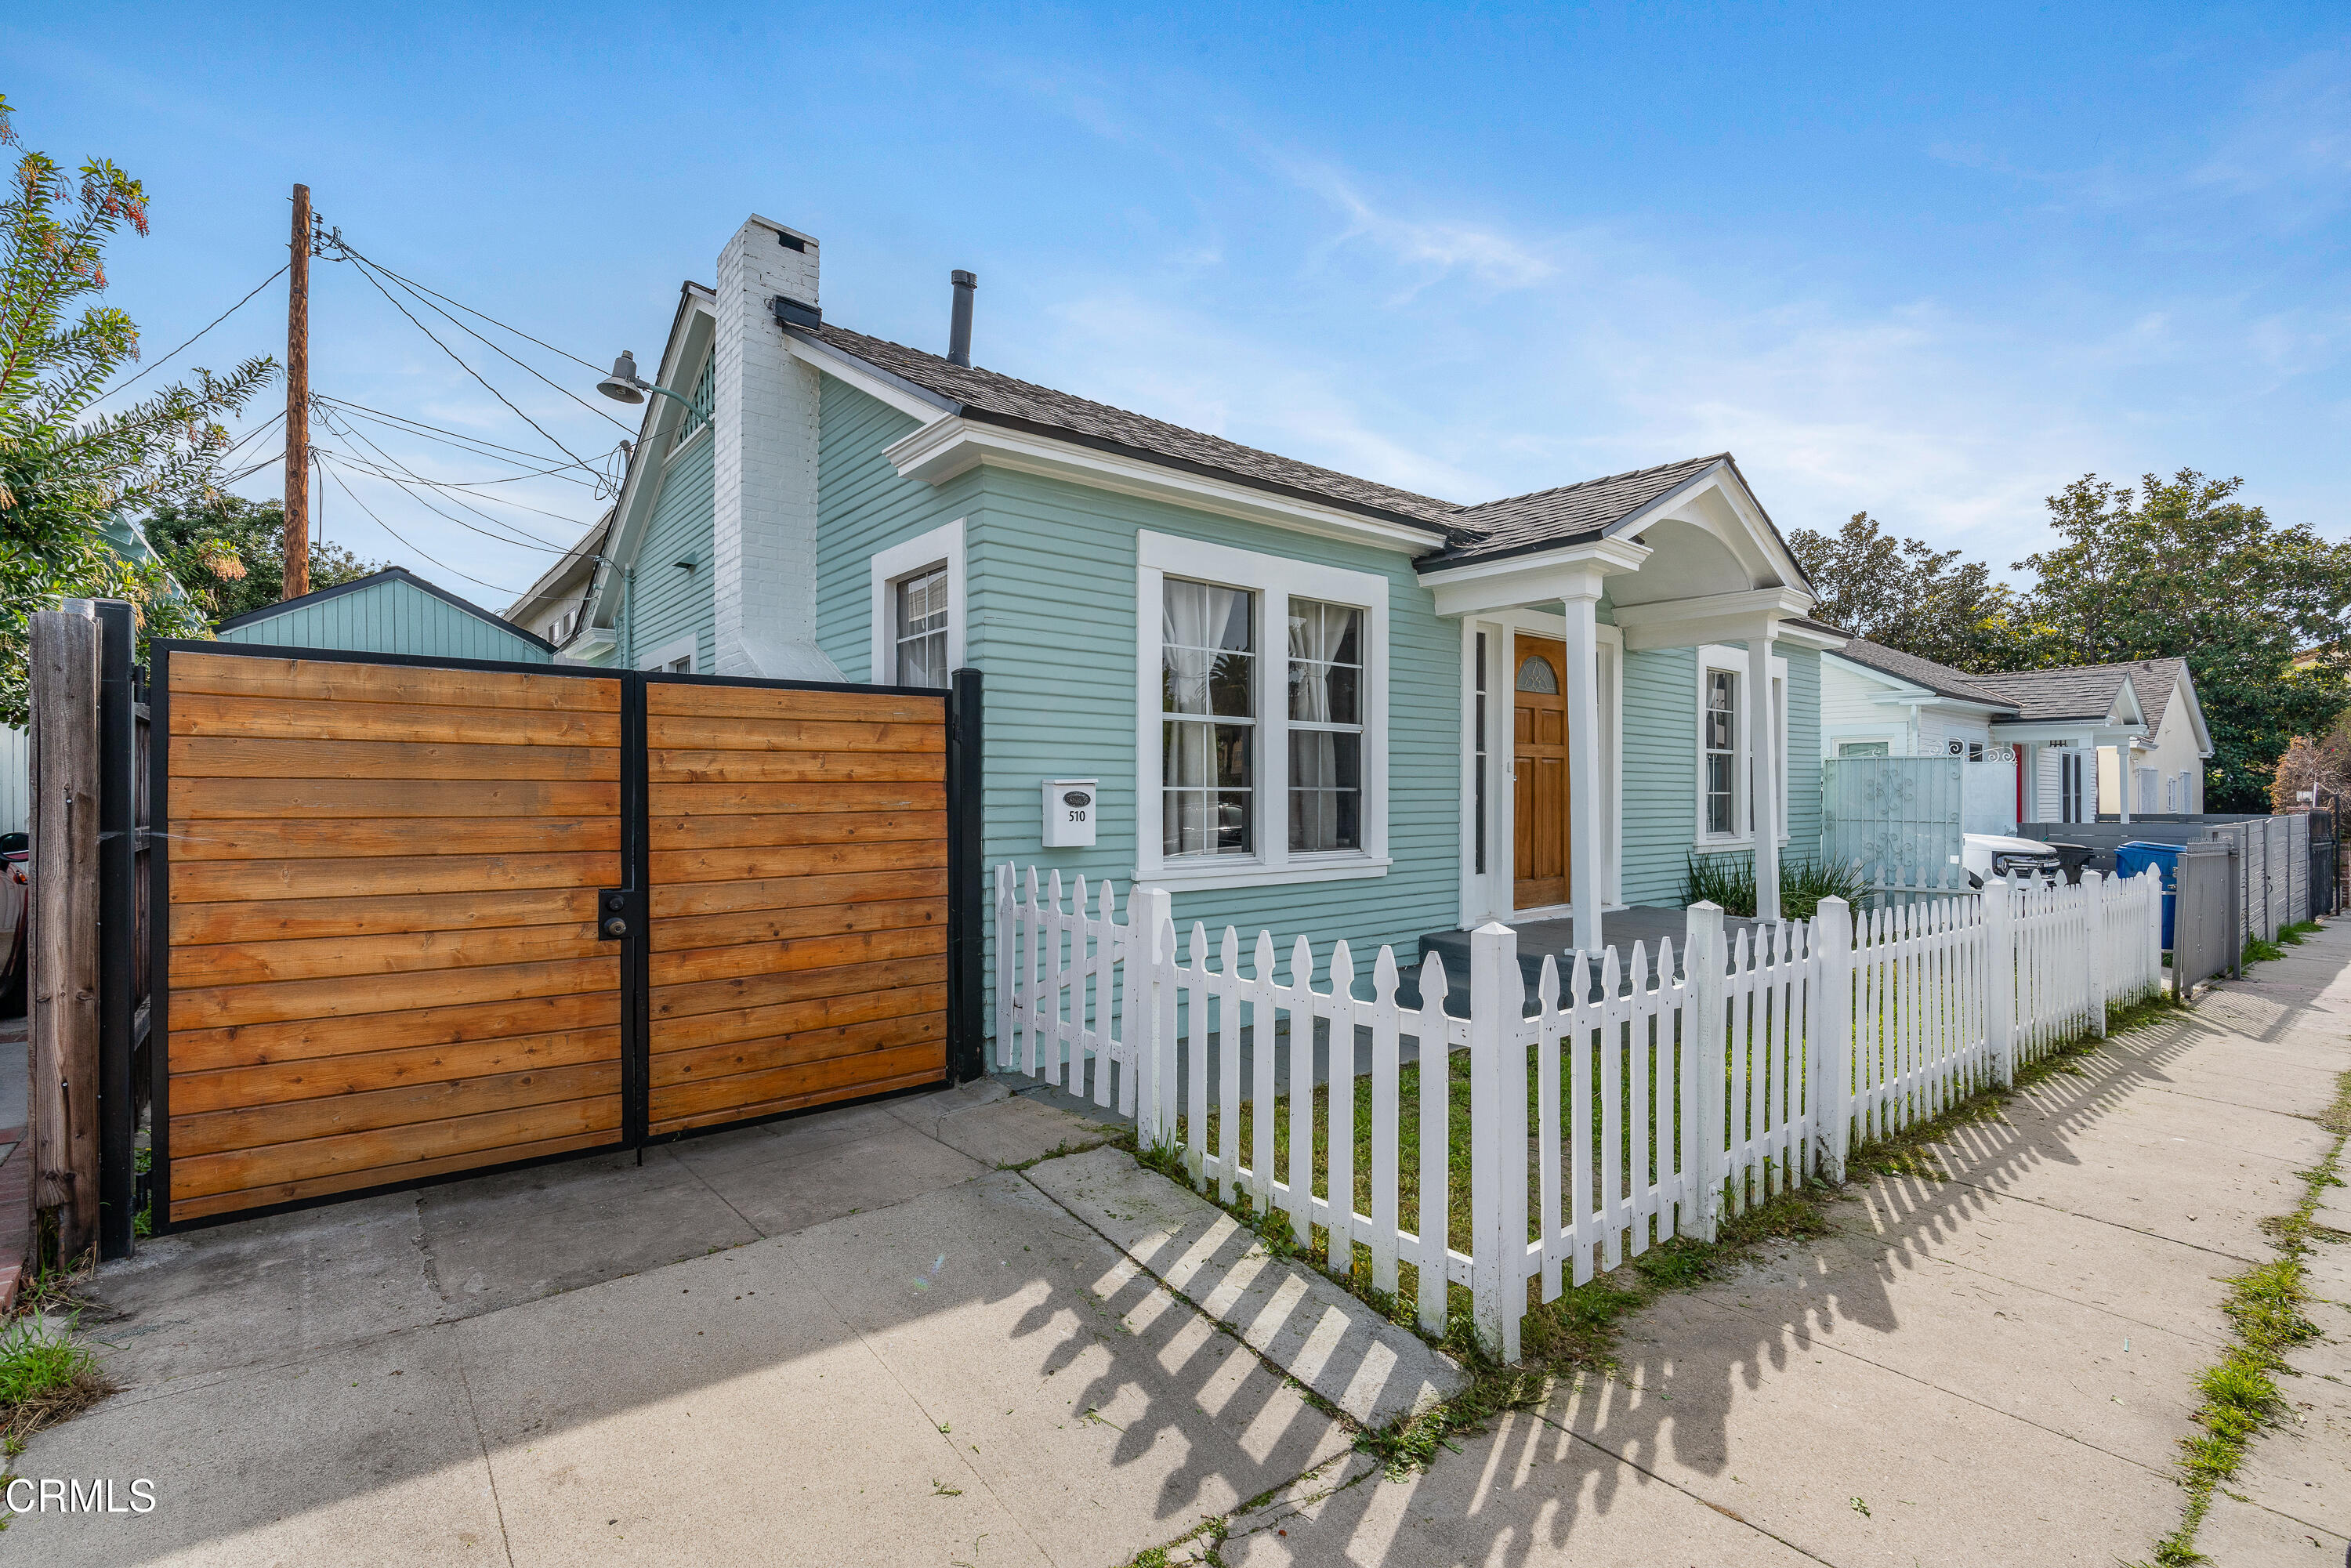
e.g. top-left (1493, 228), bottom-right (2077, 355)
top-left (1132, 855), bottom-right (1393, 893)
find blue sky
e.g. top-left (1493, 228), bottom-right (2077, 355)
top-left (10, 3), bottom-right (2349, 605)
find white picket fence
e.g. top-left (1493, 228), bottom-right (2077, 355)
top-left (995, 863), bottom-right (2163, 1360)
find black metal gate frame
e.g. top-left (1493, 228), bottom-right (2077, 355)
top-left (143, 639), bottom-right (984, 1233)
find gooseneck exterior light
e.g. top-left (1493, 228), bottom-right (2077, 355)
top-left (597, 349), bottom-right (697, 409)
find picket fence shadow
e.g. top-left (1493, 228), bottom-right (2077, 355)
top-left (994, 864), bottom-right (2164, 1360)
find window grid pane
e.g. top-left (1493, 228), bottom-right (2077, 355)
top-left (1163, 578), bottom-right (1255, 856)
top-left (1705, 669), bottom-right (1738, 836)
top-left (895, 567), bottom-right (950, 688)
top-left (1287, 597), bottom-right (1364, 853)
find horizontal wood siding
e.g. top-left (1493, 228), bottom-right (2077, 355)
top-left (1616, 642), bottom-right (1826, 908)
top-left (626, 431), bottom-right (717, 671)
top-left (163, 652), bottom-right (625, 1221)
top-left (813, 378), bottom-right (982, 683)
top-left (967, 465), bottom-right (1461, 968)
top-left (643, 680), bottom-right (949, 1132)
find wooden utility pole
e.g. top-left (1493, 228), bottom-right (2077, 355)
top-left (283, 183), bottom-right (311, 599)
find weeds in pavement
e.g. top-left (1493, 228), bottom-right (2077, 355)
top-left (2146, 1064), bottom-right (2348, 1566)
top-left (0, 1316), bottom-right (115, 1450)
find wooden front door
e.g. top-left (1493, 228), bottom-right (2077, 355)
top-left (1512, 638), bottom-right (1570, 909)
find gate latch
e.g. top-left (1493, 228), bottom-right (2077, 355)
top-left (596, 888), bottom-right (636, 941)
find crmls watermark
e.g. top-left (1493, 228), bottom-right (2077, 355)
top-left (4, 1477), bottom-right (158, 1514)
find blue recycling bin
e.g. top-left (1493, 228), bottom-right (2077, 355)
top-left (2116, 841), bottom-right (2183, 948)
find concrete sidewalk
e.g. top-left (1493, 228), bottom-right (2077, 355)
top-left (1181, 928), bottom-right (2351, 1567)
top-left (10, 924), bottom-right (2349, 1566)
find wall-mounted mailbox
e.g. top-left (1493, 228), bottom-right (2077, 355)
top-left (1042, 778), bottom-right (1098, 848)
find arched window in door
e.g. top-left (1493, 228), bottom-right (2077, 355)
top-left (1515, 654), bottom-right (1559, 693)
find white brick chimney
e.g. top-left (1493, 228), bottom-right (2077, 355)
top-left (709, 213), bottom-right (840, 680)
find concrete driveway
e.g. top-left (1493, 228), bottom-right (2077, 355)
top-left (9, 1081), bottom-right (1353, 1566)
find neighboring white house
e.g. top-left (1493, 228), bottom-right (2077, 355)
top-left (1822, 639), bottom-right (2212, 828)
top-left (504, 511), bottom-right (613, 661)
top-left (2099, 660), bottom-right (2212, 816)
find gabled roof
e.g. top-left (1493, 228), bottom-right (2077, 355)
top-left (800, 324), bottom-right (1784, 573)
top-left (800, 323), bottom-right (1463, 533)
top-left (1413, 454), bottom-right (1736, 568)
top-left (1964, 661), bottom-right (2146, 725)
top-left (1831, 638), bottom-right (2018, 712)
top-left (505, 511), bottom-right (612, 627)
top-left (217, 567), bottom-right (555, 654)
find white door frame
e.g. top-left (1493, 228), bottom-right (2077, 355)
top-left (1457, 610), bottom-right (1623, 929)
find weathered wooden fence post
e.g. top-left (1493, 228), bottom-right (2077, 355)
top-left (1811, 896), bottom-right (1855, 1185)
top-left (1983, 878), bottom-right (2016, 1086)
top-left (1685, 901), bottom-right (1726, 1243)
top-left (29, 607), bottom-right (102, 1266)
top-left (1468, 921), bottom-right (1524, 1363)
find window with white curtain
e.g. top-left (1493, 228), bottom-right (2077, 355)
top-left (1287, 599), bottom-right (1364, 853)
top-left (1161, 577), bottom-right (1255, 856)
top-left (1136, 531), bottom-right (1390, 891)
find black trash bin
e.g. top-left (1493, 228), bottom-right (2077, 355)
top-left (2049, 842), bottom-right (2092, 885)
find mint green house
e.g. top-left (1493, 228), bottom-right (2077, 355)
top-left (556, 214), bottom-right (1839, 968)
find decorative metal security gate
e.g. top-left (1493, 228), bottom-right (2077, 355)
top-left (149, 643), bottom-right (980, 1229)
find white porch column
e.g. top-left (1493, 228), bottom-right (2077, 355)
top-left (1748, 619), bottom-right (1780, 922)
top-left (1563, 585), bottom-right (1605, 952)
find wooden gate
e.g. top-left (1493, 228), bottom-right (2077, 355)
top-left (150, 643), bottom-right (978, 1229)
top-left (644, 679), bottom-right (950, 1135)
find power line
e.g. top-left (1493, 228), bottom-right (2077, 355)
top-left (346, 251), bottom-right (635, 435)
top-left (312, 413), bottom-right (573, 552)
top-left (311, 402), bottom-right (577, 547)
top-left (315, 395), bottom-right (607, 482)
top-left (341, 254), bottom-right (600, 472)
top-left (90, 264), bottom-right (290, 408)
top-left (316, 454), bottom-right (524, 596)
top-left (312, 399), bottom-right (571, 531)
top-left (333, 248), bottom-right (608, 373)
top-left (314, 449), bottom-right (578, 547)
top-left (348, 252), bottom-right (636, 435)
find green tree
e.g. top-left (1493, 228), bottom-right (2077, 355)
top-left (2016, 471), bottom-right (2351, 813)
top-left (1788, 510), bottom-right (2038, 671)
top-left (0, 92), bottom-right (274, 726)
top-left (143, 494), bottom-right (380, 623)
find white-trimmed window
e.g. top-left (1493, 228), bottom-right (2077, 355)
top-left (1694, 645), bottom-right (1789, 845)
top-left (669, 353), bottom-right (714, 450)
top-left (869, 519), bottom-right (967, 689)
top-left (893, 567), bottom-right (951, 687)
top-left (639, 633), bottom-right (695, 675)
top-left (1137, 531), bottom-right (1389, 890)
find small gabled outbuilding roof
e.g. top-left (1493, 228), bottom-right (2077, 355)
top-left (1963, 662), bottom-right (2146, 725)
top-left (216, 567), bottom-right (554, 661)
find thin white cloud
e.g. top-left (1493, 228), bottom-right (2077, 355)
top-left (1277, 156), bottom-right (1559, 295)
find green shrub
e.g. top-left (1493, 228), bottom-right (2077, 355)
top-left (1679, 852), bottom-right (1871, 922)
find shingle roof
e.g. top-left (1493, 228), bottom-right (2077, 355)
top-left (802, 323), bottom-right (1463, 531)
top-left (1963, 663), bottom-right (2140, 723)
top-left (801, 321), bottom-right (1762, 567)
top-left (2122, 658), bottom-right (2186, 726)
top-left (1831, 639), bottom-right (2017, 712)
top-left (1414, 454), bottom-right (1733, 568)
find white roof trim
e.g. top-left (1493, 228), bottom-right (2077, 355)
top-left (590, 292), bottom-right (715, 627)
top-left (783, 328), bottom-right (956, 423)
top-left (883, 414), bottom-right (1443, 554)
